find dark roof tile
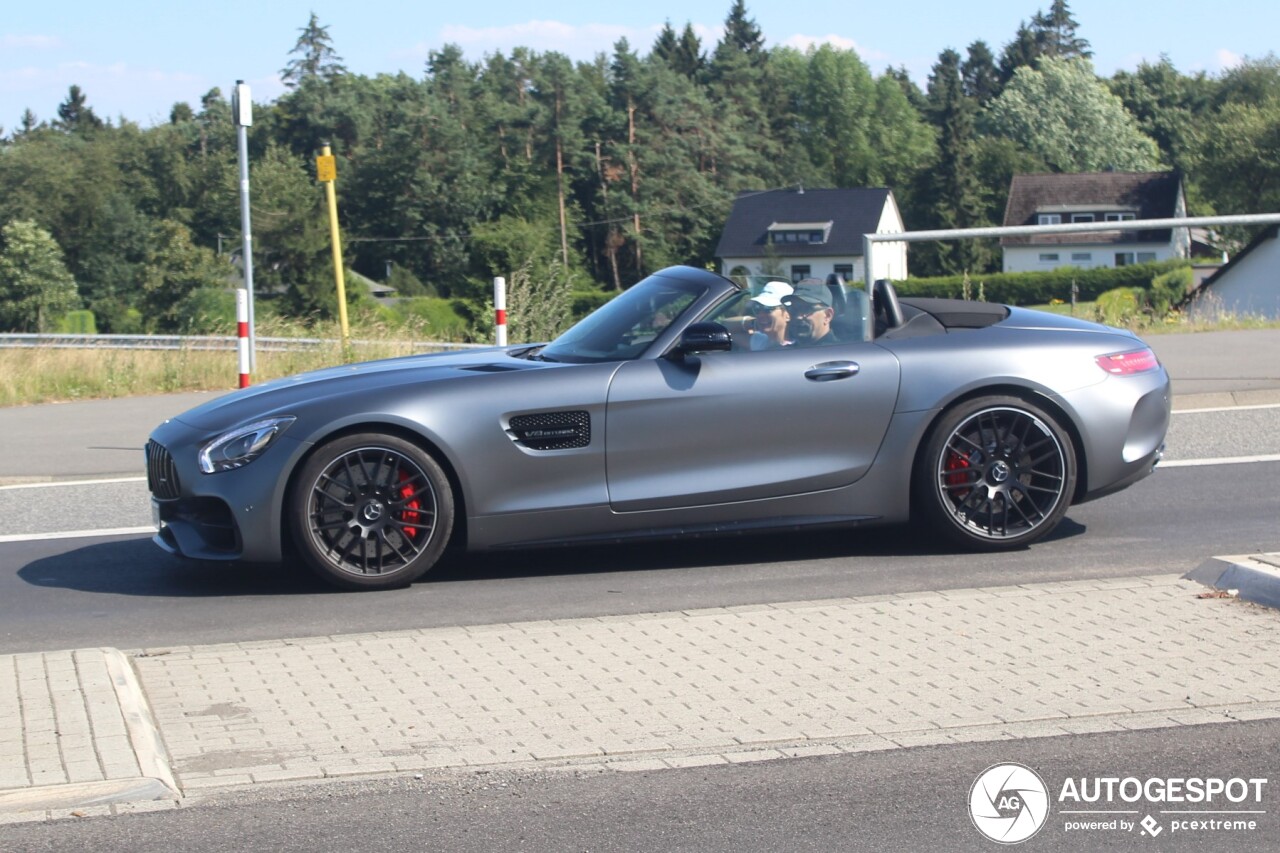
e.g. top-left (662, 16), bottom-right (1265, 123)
top-left (715, 187), bottom-right (893, 258)
top-left (1001, 171), bottom-right (1182, 246)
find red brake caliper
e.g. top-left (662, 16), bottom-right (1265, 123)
top-left (398, 470), bottom-right (420, 538)
top-left (945, 451), bottom-right (971, 499)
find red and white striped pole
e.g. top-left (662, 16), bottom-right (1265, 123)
top-left (237, 288), bottom-right (251, 388)
top-left (494, 276), bottom-right (508, 347)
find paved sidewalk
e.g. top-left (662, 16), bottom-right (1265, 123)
top-left (5, 573), bottom-right (1279, 823)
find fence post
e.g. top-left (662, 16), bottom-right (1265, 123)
top-left (237, 289), bottom-right (251, 388)
top-left (494, 277), bottom-right (508, 346)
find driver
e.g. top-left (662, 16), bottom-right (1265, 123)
top-left (782, 292), bottom-right (840, 346)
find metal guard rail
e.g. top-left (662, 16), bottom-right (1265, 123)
top-left (0, 334), bottom-right (490, 352)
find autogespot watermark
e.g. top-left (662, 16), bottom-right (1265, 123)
top-left (968, 764), bottom-right (1269, 844)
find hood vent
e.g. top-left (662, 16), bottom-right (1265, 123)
top-left (508, 411), bottom-right (590, 451)
top-left (461, 364), bottom-right (521, 373)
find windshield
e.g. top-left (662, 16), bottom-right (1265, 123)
top-left (537, 273), bottom-right (709, 363)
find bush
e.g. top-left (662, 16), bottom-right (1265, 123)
top-left (894, 260), bottom-right (1189, 306)
top-left (1149, 266), bottom-right (1194, 317)
top-left (176, 288), bottom-right (237, 334)
top-left (1095, 287), bottom-right (1145, 326)
top-left (56, 310), bottom-right (97, 335)
top-left (390, 297), bottom-right (470, 340)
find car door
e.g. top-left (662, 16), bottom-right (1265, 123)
top-left (604, 341), bottom-right (900, 512)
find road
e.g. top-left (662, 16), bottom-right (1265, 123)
top-left (1, 404), bottom-right (1278, 654)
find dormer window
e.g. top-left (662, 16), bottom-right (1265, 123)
top-left (1105, 212), bottom-right (1136, 222)
top-left (767, 221), bottom-right (833, 245)
top-left (1037, 214), bottom-right (1062, 225)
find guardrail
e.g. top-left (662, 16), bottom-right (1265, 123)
top-left (862, 212), bottom-right (1280, 291)
top-left (0, 333), bottom-right (491, 352)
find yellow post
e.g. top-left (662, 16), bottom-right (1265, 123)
top-left (316, 144), bottom-right (350, 352)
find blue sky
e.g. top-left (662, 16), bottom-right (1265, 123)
top-left (2, 0), bottom-right (1276, 129)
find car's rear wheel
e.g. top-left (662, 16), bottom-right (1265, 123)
top-left (290, 433), bottom-right (453, 590)
top-left (915, 396), bottom-right (1076, 549)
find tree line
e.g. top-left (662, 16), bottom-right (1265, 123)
top-left (1, 0), bottom-right (1277, 335)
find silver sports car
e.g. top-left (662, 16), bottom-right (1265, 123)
top-left (146, 266), bottom-right (1170, 590)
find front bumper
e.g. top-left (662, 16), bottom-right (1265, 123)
top-left (146, 419), bottom-right (305, 564)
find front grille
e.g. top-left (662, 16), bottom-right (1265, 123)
top-left (146, 440), bottom-right (181, 499)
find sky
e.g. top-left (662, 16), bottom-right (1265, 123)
top-left (2, 0), bottom-right (1276, 130)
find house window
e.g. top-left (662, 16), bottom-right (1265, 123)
top-left (1038, 214), bottom-right (1062, 225)
top-left (1105, 212), bottom-right (1136, 222)
top-left (1039, 253), bottom-right (1060, 263)
top-left (1071, 214), bottom-right (1095, 223)
top-left (770, 230), bottom-right (826, 245)
top-left (1071, 252), bottom-right (1092, 262)
top-left (790, 265), bottom-right (811, 283)
top-left (1115, 251), bottom-right (1159, 266)
top-left (833, 264), bottom-right (853, 281)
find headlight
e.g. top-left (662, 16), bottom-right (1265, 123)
top-left (199, 417), bottom-right (295, 474)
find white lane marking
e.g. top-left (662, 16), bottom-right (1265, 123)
top-left (0, 476), bottom-right (146, 491)
top-left (1173, 402), bottom-right (1280, 414)
top-left (0, 527), bottom-right (155, 544)
top-left (1160, 454), bottom-right (1280, 468)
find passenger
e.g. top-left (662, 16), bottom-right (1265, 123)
top-left (748, 281), bottom-right (794, 351)
top-left (782, 292), bottom-right (840, 346)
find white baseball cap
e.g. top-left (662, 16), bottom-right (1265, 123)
top-left (749, 281), bottom-right (793, 309)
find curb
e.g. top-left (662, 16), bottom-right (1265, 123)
top-left (0, 649), bottom-right (180, 819)
top-left (1184, 553), bottom-right (1280, 610)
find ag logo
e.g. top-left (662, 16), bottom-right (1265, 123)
top-left (969, 763), bottom-right (1050, 844)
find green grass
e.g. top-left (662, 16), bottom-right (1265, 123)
top-left (0, 316), bottom-right (468, 407)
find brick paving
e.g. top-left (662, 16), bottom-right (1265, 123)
top-left (5, 573), bottom-right (1280, 823)
top-left (134, 575), bottom-right (1280, 786)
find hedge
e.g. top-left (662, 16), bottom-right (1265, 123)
top-left (892, 259), bottom-right (1191, 306)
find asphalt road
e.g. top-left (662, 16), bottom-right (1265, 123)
top-left (1, 445), bottom-right (1277, 654)
top-left (5, 718), bottom-right (1277, 852)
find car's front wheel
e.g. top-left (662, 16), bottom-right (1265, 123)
top-left (914, 396), bottom-right (1077, 549)
top-left (290, 433), bottom-right (453, 590)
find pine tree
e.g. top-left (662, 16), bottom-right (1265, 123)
top-left (281, 12), bottom-right (347, 87)
top-left (1032, 0), bottom-right (1092, 60)
top-left (55, 85), bottom-right (103, 134)
top-left (998, 22), bottom-right (1040, 85)
top-left (962, 41), bottom-right (1001, 104)
top-left (925, 50), bottom-right (989, 274)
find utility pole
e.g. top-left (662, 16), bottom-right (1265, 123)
top-left (316, 143), bottom-right (350, 351)
top-left (232, 81), bottom-right (256, 372)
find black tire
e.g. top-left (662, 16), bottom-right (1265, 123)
top-left (289, 433), bottom-right (454, 590)
top-left (914, 396), bottom-right (1077, 550)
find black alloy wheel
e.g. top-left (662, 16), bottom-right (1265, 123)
top-left (291, 433), bottom-right (453, 590)
top-left (915, 396), bottom-right (1077, 549)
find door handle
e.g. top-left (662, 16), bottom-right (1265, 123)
top-left (804, 361), bottom-right (860, 381)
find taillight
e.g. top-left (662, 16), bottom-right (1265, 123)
top-left (1096, 348), bottom-right (1159, 376)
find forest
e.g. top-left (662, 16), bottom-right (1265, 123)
top-left (0, 0), bottom-right (1278, 338)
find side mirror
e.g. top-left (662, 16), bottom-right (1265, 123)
top-left (672, 322), bottom-right (732, 357)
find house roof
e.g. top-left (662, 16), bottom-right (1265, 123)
top-left (1196, 224), bottom-right (1279, 292)
top-left (1001, 171), bottom-right (1182, 247)
top-left (715, 188), bottom-right (893, 258)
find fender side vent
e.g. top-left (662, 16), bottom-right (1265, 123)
top-left (509, 411), bottom-right (590, 450)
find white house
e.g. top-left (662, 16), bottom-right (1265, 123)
top-left (1001, 171), bottom-right (1190, 273)
top-left (1188, 225), bottom-right (1280, 320)
top-left (715, 187), bottom-right (907, 284)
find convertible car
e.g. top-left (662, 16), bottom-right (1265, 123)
top-left (146, 266), bottom-right (1170, 590)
